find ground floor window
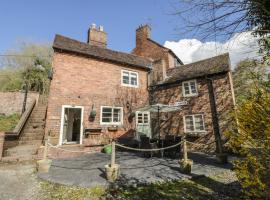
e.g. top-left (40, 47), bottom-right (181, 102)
top-left (100, 106), bottom-right (123, 125)
top-left (184, 114), bottom-right (205, 133)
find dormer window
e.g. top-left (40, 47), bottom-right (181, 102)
top-left (121, 70), bottom-right (139, 87)
top-left (182, 80), bottom-right (198, 97)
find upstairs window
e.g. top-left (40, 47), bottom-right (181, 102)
top-left (182, 80), bottom-right (198, 97)
top-left (184, 114), bottom-right (205, 133)
top-left (121, 70), bottom-right (139, 87)
top-left (101, 106), bottom-right (123, 125)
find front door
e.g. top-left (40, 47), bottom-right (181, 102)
top-left (60, 106), bottom-right (84, 145)
top-left (136, 111), bottom-right (151, 139)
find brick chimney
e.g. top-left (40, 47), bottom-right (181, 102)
top-left (136, 24), bottom-right (151, 45)
top-left (87, 23), bottom-right (107, 48)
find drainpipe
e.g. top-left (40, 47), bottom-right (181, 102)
top-left (206, 77), bottom-right (223, 154)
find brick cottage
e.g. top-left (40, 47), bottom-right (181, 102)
top-left (45, 24), bottom-right (235, 153)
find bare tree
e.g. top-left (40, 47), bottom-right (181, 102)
top-left (171, 0), bottom-right (270, 56)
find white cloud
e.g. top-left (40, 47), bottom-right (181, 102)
top-left (164, 32), bottom-right (261, 69)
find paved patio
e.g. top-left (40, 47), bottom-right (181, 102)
top-left (38, 151), bottom-right (233, 188)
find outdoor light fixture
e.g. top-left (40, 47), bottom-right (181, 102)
top-left (126, 101), bottom-right (130, 109)
top-left (89, 104), bottom-right (96, 119)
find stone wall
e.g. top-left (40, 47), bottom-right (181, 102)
top-left (0, 92), bottom-right (39, 115)
top-left (150, 72), bottom-right (235, 151)
top-left (45, 52), bottom-right (149, 145)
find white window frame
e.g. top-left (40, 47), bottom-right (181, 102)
top-left (100, 106), bottom-right (123, 125)
top-left (182, 79), bottom-right (198, 97)
top-left (136, 111), bottom-right (150, 125)
top-left (121, 70), bottom-right (139, 88)
top-left (183, 114), bottom-right (205, 133)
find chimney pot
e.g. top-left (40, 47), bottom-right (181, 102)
top-left (91, 23), bottom-right (96, 29)
top-left (88, 24), bottom-right (107, 48)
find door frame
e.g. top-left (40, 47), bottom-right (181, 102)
top-left (59, 105), bottom-right (84, 145)
top-left (135, 111), bottom-right (151, 138)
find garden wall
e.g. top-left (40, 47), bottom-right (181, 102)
top-left (0, 91), bottom-right (39, 115)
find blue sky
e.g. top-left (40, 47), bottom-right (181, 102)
top-left (0, 0), bottom-right (259, 68)
top-left (0, 0), bottom-right (184, 53)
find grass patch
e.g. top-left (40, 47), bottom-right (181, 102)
top-left (0, 114), bottom-right (20, 132)
top-left (40, 181), bottom-right (105, 200)
top-left (39, 174), bottom-right (242, 200)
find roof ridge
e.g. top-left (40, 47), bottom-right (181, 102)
top-left (170, 53), bottom-right (230, 69)
top-left (54, 34), bottom-right (152, 62)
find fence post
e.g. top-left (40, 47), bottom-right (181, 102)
top-left (183, 136), bottom-right (188, 162)
top-left (111, 141), bottom-right (115, 167)
top-left (0, 132), bottom-right (5, 161)
top-left (43, 138), bottom-right (48, 160)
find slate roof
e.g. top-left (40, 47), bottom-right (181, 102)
top-left (53, 34), bottom-right (152, 69)
top-left (159, 53), bottom-right (231, 85)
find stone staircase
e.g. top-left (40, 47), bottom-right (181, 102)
top-left (2, 99), bottom-right (47, 162)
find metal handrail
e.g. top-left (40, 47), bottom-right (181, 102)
top-left (5, 99), bottom-right (36, 138)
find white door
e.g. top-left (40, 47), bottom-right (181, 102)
top-left (136, 111), bottom-right (151, 139)
top-left (59, 105), bottom-right (84, 145)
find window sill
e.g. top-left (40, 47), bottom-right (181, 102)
top-left (121, 84), bottom-right (139, 88)
top-left (183, 94), bottom-right (198, 98)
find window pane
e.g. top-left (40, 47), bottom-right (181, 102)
top-left (137, 113), bottom-right (143, 123)
top-left (194, 115), bottom-right (204, 131)
top-left (113, 108), bottom-right (121, 122)
top-left (184, 83), bottom-right (190, 95)
top-left (185, 116), bottom-right (194, 131)
top-left (143, 113), bottom-right (148, 123)
top-left (130, 76), bottom-right (137, 86)
top-left (102, 117), bottom-right (111, 122)
top-left (102, 108), bottom-right (112, 123)
top-left (190, 81), bottom-right (197, 94)
top-left (123, 72), bottom-right (129, 84)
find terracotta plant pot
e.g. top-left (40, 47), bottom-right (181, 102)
top-left (37, 159), bottom-right (52, 173)
top-left (179, 159), bottom-right (193, 174)
top-left (105, 164), bottom-right (120, 182)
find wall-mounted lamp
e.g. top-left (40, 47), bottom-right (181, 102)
top-left (89, 104), bottom-right (96, 120)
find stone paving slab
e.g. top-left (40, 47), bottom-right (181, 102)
top-left (38, 152), bottom-right (233, 188)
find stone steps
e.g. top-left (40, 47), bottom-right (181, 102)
top-left (22, 128), bottom-right (44, 133)
top-left (1, 155), bottom-right (37, 163)
top-left (20, 135), bottom-right (44, 141)
top-left (22, 132), bottom-right (44, 137)
top-left (2, 100), bottom-right (47, 162)
top-left (18, 140), bottom-right (43, 145)
top-left (5, 144), bottom-right (40, 157)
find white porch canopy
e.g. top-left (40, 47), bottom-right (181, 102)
top-left (135, 103), bottom-right (182, 112)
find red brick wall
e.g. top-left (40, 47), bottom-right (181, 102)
top-left (150, 73), bottom-right (235, 150)
top-left (45, 52), bottom-right (149, 145)
top-left (0, 92), bottom-right (39, 115)
top-left (132, 25), bottom-right (176, 75)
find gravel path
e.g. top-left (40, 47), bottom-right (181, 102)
top-left (38, 152), bottom-right (234, 188)
top-left (0, 162), bottom-right (40, 200)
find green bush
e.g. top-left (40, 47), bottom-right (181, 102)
top-left (228, 83), bottom-right (270, 199)
top-left (0, 114), bottom-right (20, 132)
